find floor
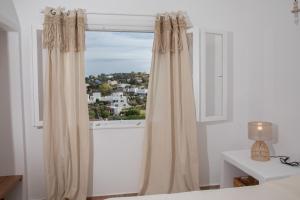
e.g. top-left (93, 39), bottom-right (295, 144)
top-left (88, 186), bottom-right (220, 199)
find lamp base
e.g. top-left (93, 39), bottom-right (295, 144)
top-left (251, 141), bottom-right (270, 161)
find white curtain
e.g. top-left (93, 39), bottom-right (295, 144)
top-left (42, 7), bottom-right (90, 200)
top-left (139, 12), bottom-right (200, 195)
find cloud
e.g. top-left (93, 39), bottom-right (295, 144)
top-left (86, 31), bottom-right (153, 48)
top-left (85, 31), bottom-right (153, 76)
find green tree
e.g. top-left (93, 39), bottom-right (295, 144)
top-left (99, 83), bottom-right (112, 96)
top-left (124, 107), bottom-right (140, 116)
top-left (100, 109), bottom-right (110, 119)
top-left (89, 109), bottom-right (96, 120)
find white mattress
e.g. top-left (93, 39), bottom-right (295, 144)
top-left (109, 176), bottom-right (300, 200)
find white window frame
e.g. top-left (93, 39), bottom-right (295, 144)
top-left (32, 14), bottom-right (228, 128)
top-left (31, 25), bottom-right (44, 128)
top-left (187, 28), bottom-right (229, 122)
top-left (200, 29), bottom-right (228, 122)
top-left (31, 15), bottom-right (155, 129)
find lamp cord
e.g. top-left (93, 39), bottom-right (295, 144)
top-left (270, 156), bottom-right (300, 167)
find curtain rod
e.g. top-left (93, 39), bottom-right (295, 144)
top-left (86, 12), bottom-right (156, 17)
top-left (40, 10), bottom-right (193, 27)
top-left (40, 10), bottom-right (156, 17)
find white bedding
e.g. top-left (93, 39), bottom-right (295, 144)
top-left (109, 176), bottom-right (300, 200)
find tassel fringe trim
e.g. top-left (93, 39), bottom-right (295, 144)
top-left (154, 12), bottom-right (187, 53)
top-left (42, 7), bottom-right (86, 52)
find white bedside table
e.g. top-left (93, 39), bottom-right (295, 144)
top-left (220, 150), bottom-right (300, 188)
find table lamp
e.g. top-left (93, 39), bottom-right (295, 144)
top-left (248, 121), bottom-right (272, 161)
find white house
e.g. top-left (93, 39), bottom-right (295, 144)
top-left (108, 80), bottom-right (118, 85)
top-left (126, 87), bottom-right (148, 96)
top-left (127, 87), bottom-right (138, 93)
top-left (136, 79), bottom-right (143, 83)
top-left (118, 83), bottom-right (130, 88)
top-left (136, 89), bottom-right (148, 96)
top-left (93, 92), bottom-right (101, 101)
top-left (101, 92), bottom-right (131, 114)
top-left (88, 92), bottom-right (130, 113)
top-left (87, 92), bottom-right (101, 104)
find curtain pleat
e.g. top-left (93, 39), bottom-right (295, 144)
top-left (43, 7), bottom-right (89, 200)
top-left (139, 12), bottom-right (200, 195)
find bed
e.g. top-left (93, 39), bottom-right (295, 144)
top-left (109, 176), bottom-right (300, 200)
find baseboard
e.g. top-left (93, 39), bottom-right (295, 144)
top-left (32, 185), bottom-right (220, 200)
top-left (199, 185), bottom-right (220, 190)
top-left (30, 198), bottom-right (46, 200)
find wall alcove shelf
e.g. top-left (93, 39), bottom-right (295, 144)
top-left (0, 175), bottom-right (22, 200)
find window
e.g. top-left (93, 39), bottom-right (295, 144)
top-left (85, 31), bottom-right (153, 121)
top-left (32, 17), bottom-right (229, 128)
top-left (187, 28), bottom-right (229, 122)
top-left (31, 27), bottom-right (45, 127)
top-left (32, 15), bottom-right (155, 128)
top-left (32, 24), bottom-right (154, 128)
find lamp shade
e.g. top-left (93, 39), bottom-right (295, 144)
top-left (248, 121), bottom-right (272, 141)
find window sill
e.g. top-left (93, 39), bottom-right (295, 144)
top-left (89, 120), bottom-right (145, 130)
top-left (35, 120), bottom-right (145, 130)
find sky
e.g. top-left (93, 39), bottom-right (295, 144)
top-left (85, 31), bottom-right (154, 76)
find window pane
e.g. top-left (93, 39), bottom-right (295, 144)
top-left (85, 31), bottom-right (154, 121)
top-left (205, 33), bottom-right (223, 117)
top-left (36, 29), bottom-right (44, 121)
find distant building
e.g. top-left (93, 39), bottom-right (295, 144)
top-left (127, 87), bottom-right (138, 94)
top-left (108, 80), bottom-right (118, 85)
top-left (101, 92), bottom-right (130, 115)
top-left (93, 92), bottom-right (101, 100)
top-left (87, 92), bottom-right (101, 104)
top-left (117, 83), bottom-right (130, 88)
top-left (95, 80), bottom-right (101, 84)
top-left (137, 89), bottom-right (148, 96)
top-left (126, 87), bottom-right (148, 96)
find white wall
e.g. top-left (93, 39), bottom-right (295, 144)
top-left (10, 0), bottom-right (300, 199)
top-left (261, 1), bottom-right (300, 160)
top-left (0, 1), bottom-right (25, 199)
top-left (90, 128), bottom-right (144, 196)
top-left (0, 31), bottom-right (15, 176)
top-left (0, 0), bottom-right (20, 30)
top-left (0, 30), bottom-right (25, 176)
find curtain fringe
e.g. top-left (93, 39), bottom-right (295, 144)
top-left (42, 7), bottom-right (86, 52)
top-left (154, 12), bottom-right (187, 53)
